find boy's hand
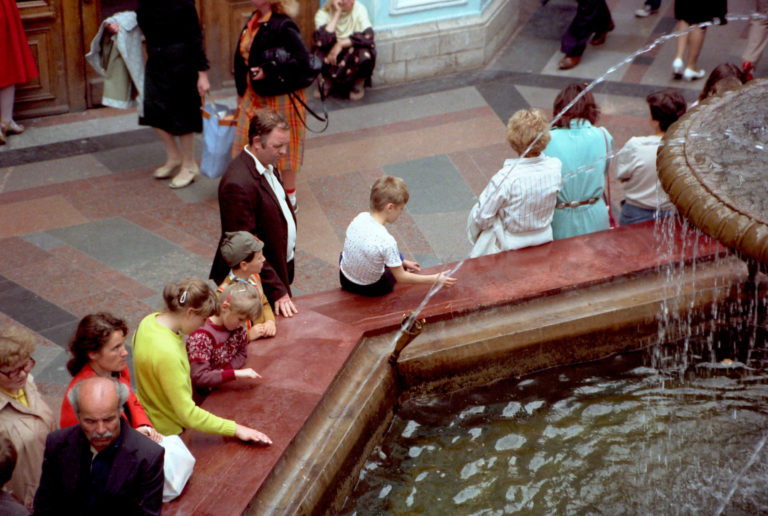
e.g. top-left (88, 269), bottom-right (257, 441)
top-left (261, 320), bottom-right (277, 337)
top-left (275, 294), bottom-right (298, 317)
top-left (248, 324), bottom-right (267, 341)
top-left (235, 368), bottom-right (262, 380)
top-left (248, 321), bottom-right (276, 340)
top-left (436, 271), bottom-right (458, 287)
top-left (402, 259), bottom-right (421, 272)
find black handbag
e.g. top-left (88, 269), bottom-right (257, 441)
top-left (255, 47), bottom-right (329, 132)
top-left (259, 47), bottom-right (322, 91)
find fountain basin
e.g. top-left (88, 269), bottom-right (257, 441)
top-left (163, 221), bottom-right (731, 515)
top-left (659, 79), bottom-right (768, 267)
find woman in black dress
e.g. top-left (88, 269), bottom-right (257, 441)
top-left (137, 0), bottom-right (210, 188)
top-left (671, 0), bottom-right (727, 81)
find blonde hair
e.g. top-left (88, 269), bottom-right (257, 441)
top-left (220, 283), bottom-right (263, 321)
top-left (162, 279), bottom-right (219, 318)
top-left (370, 175), bottom-right (409, 212)
top-left (506, 108), bottom-right (550, 157)
top-left (270, 0), bottom-right (299, 17)
top-left (0, 326), bottom-right (35, 369)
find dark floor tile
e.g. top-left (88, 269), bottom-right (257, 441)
top-left (519, 0), bottom-right (575, 41)
top-left (31, 351), bottom-right (70, 385)
top-left (0, 279), bottom-right (78, 333)
top-left (93, 142), bottom-right (167, 173)
top-left (383, 155), bottom-right (476, 215)
top-left (632, 55), bottom-right (655, 66)
top-left (0, 128), bottom-right (156, 168)
top-left (653, 16), bottom-right (679, 35)
top-left (47, 218), bottom-right (180, 270)
top-left (475, 82), bottom-right (531, 121)
top-left (38, 320), bottom-right (81, 348)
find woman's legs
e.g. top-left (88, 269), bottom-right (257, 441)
top-left (685, 26), bottom-right (706, 72)
top-left (178, 133), bottom-right (196, 170)
top-left (0, 85), bottom-right (15, 123)
top-left (169, 133), bottom-right (198, 186)
top-left (153, 127), bottom-right (183, 167)
top-left (674, 20), bottom-right (689, 64)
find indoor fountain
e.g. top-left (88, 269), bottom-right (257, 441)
top-left (163, 54), bottom-right (768, 516)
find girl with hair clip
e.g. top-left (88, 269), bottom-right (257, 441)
top-left (186, 283), bottom-right (263, 393)
top-left (133, 278), bottom-right (271, 445)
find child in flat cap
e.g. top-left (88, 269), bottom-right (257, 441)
top-left (216, 231), bottom-right (276, 340)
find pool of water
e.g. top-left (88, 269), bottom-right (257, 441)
top-left (343, 339), bottom-right (768, 515)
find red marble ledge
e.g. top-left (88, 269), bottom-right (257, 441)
top-left (300, 220), bottom-right (727, 335)
top-left (163, 310), bottom-right (364, 516)
top-left (164, 220), bottom-right (727, 515)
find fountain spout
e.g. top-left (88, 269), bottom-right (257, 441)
top-left (389, 313), bottom-right (426, 366)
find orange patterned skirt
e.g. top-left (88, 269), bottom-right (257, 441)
top-left (232, 84), bottom-right (306, 175)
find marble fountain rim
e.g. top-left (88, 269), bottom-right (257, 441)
top-left (247, 256), bottom-right (751, 515)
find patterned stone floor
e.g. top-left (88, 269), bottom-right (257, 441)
top-left (0, 0), bottom-right (759, 412)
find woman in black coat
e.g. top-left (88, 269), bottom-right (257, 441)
top-left (230, 0), bottom-right (311, 210)
top-left (137, 0), bottom-right (210, 188)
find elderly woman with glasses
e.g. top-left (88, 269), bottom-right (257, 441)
top-left (0, 326), bottom-right (56, 511)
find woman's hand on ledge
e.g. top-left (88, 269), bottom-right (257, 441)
top-left (235, 424), bottom-right (272, 445)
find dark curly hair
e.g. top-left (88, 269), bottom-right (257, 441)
top-left (647, 89), bottom-right (687, 132)
top-left (553, 82), bottom-right (600, 128)
top-left (67, 313), bottom-right (128, 376)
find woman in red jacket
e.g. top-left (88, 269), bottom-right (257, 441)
top-left (60, 313), bottom-right (161, 442)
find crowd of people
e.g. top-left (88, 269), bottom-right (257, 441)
top-left (558, 0), bottom-right (766, 79)
top-left (0, 0), bottom-right (764, 513)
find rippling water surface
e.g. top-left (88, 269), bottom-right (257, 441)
top-left (343, 349), bottom-right (768, 515)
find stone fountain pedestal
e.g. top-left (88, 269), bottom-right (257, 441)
top-left (659, 79), bottom-right (768, 268)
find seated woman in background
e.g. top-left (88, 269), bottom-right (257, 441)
top-left (615, 89), bottom-right (687, 226)
top-left (133, 278), bottom-right (271, 445)
top-left (60, 313), bottom-right (161, 443)
top-left (544, 83), bottom-right (613, 240)
top-left (0, 326), bottom-right (56, 511)
top-left (314, 0), bottom-right (375, 100)
top-left (467, 108), bottom-right (562, 257)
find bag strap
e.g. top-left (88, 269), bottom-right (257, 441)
top-left (600, 127), bottom-right (618, 228)
top-left (287, 79), bottom-right (329, 134)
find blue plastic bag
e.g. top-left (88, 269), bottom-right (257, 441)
top-left (200, 103), bottom-right (237, 179)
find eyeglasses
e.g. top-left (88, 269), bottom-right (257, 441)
top-left (0, 357), bottom-right (35, 378)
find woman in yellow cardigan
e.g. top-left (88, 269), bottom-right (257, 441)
top-left (133, 278), bottom-right (271, 444)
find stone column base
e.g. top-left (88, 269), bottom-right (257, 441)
top-left (372, 0), bottom-right (518, 85)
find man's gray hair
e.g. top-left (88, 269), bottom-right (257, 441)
top-left (67, 378), bottom-right (129, 420)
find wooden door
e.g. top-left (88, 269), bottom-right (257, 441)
top-left (14, 0), bottom-right (83, 118)
top-left (199, 0), bottom-right (319, 92)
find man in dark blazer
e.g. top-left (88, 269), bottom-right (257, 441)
top-left (33, 377), bottom-right (164, 516)
top-left (210, 108), bottom-right (299, 317)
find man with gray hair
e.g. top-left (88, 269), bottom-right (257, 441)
top-left (33, 377), bottom-right (164, 515)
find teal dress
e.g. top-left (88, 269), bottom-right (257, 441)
top-left (544, 119), bottom-right (612, 240)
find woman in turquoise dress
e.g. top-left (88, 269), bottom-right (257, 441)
top-left (544, 83), bottom-right (613, 240)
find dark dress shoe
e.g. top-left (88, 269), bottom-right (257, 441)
top-left (559, 56), bottom-right (581, 70)
top-left (591, 21), bottom-right (615, 45)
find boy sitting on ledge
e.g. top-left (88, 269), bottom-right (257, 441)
top-left (339, 175), bottom-right (458, 296)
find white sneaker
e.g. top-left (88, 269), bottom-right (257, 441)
top-left (683, 68), bottom-right (706, 81)
top-left (635, 5), bottom-right (658, 17)
top-left (672, 58), bottom-right (684, 79)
